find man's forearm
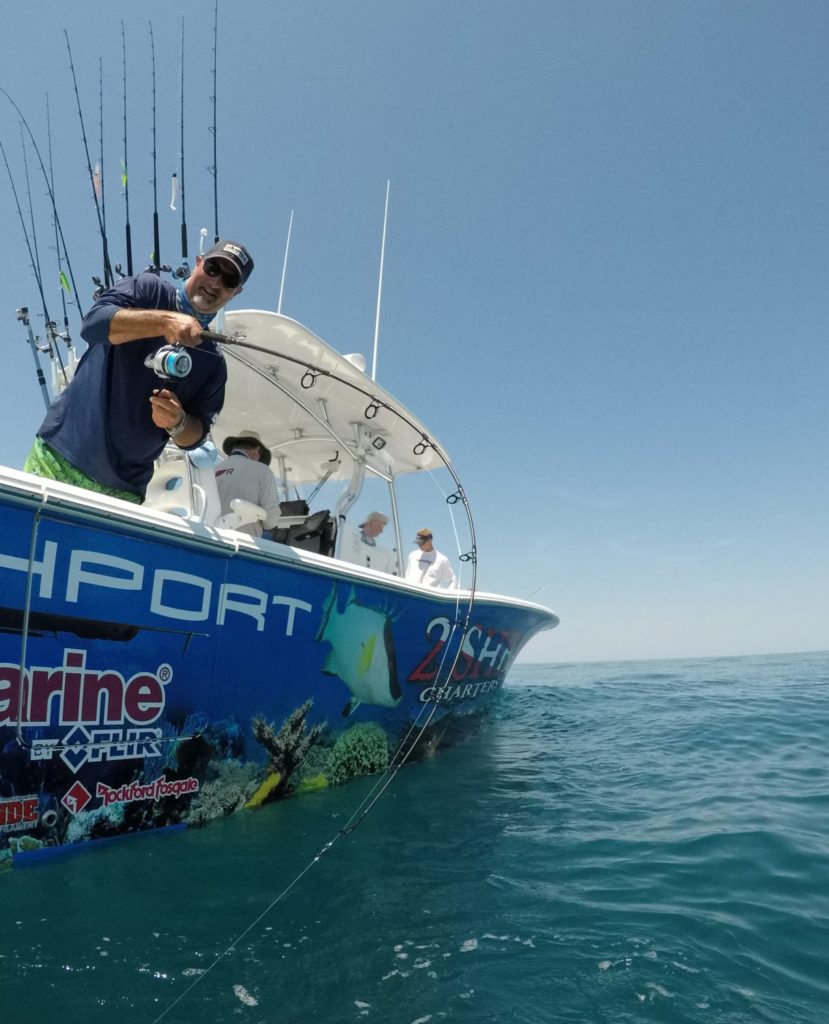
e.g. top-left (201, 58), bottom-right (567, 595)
top-left (109, 308), bottom-right (204, 347)
top-left (109, 309), bottom-right (172, 344)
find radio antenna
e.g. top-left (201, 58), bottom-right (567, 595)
top-left (277, 209), bottom-right (294, 314)
top-left (371, 179), bottom-right (391, 382)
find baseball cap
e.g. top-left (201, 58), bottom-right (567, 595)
top-left (203, 240), bottom-right (254, 285)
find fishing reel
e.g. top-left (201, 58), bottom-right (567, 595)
top-left (145, 344), bottom-right (193, 380)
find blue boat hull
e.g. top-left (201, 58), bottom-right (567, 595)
top-left (0, 481), bottom-right (555, 868)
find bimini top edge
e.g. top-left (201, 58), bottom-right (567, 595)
top-left (214, 310), bottom-right (449, 485)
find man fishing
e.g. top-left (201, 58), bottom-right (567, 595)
top-left (24, 240), bottom-right (254, 503)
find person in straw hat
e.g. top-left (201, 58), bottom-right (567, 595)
top-left (215, 429), bottom-right (280, 538)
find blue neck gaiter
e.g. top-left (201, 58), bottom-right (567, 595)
top-left (176, 280), bottom-right (214, 329)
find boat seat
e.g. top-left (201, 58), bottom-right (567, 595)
top-left (187, 455), bottom-right (223, 524)
top-left (215, 498), bottom-right (267, 532)
top-left (272, 509), bottom-right (337, 556)
top-left (144, 443), bottom-right (224, 524)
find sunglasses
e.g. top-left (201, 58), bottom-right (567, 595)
top-left (203, 258), bottom-right (240, 289)
top-left (416, 536), bottom-right (431, 543)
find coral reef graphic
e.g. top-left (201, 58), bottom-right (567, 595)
top-left (187, 759), bottom-right (260, 826)
top-left (325, 722), bottom-right (390, 785)
top-left (249, 701), bottom-right (326, 804)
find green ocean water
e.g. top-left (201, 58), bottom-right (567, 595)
top-left (2, 650), bottom-right (828, 1023)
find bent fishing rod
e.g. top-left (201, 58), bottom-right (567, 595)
top-left (149, 331), bottom-right (480, 1024)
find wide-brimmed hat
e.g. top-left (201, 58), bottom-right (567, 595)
top-left (222, 430), bottom-right (271, 466)
top-left (359, 511), bottom-right (388, 528)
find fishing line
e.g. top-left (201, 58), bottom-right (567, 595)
top-left (149, 333), bottom-right (481, 1022)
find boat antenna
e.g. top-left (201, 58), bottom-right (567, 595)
top-left (0, 86), bottom-right (84, 318)
top-left (64, 30), bottom-right (113, 290)
top-left (120, 22), bottom-right (133, 276)
top-left (208, 0), bottom-right (219, 242)
top-left (277, 209), bottom-right (294, 314)
top-left (172, 15), bottom-right (189, 279)
top-left (371, 179), bottom-right (391, 381)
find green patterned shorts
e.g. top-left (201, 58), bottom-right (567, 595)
top-left (23, 437), bottom-right (141, 504)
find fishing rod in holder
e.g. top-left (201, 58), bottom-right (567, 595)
top-left (147, 23), bottom-right (170, 276)
top-left (65, 31), bottom-right (113, 291)
top-left (118, 21), bottom-right (133, 278)
top-left (0, 86), bottom-right (85, 320)
top-left (171, 16), bottom-right (189, 280)
top-left (16, 307), bottom-right (51, 412)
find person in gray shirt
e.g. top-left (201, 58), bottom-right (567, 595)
top-left (215, 430), bottom-right (280, 537)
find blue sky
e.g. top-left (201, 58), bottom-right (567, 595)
top-left (1, 1), bottom-right (827, 664)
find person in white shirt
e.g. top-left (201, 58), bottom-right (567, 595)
top-left (405, 528), bottom-right (456, 589)
top-left (215, 430), bottom-right (281, 537)
top-left (338, 510), bottom-right (397, 572)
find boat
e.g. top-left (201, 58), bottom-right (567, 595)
top-left (0, 31), bottom-right (558, 871)
top-left (0, 304), bottom-right (557, 868)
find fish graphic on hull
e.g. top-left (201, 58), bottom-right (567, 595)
top-left (316, 586), bottom-right (401, 716)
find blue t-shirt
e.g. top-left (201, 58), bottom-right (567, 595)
top-left (38, 273), bottom-right (227, 498)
